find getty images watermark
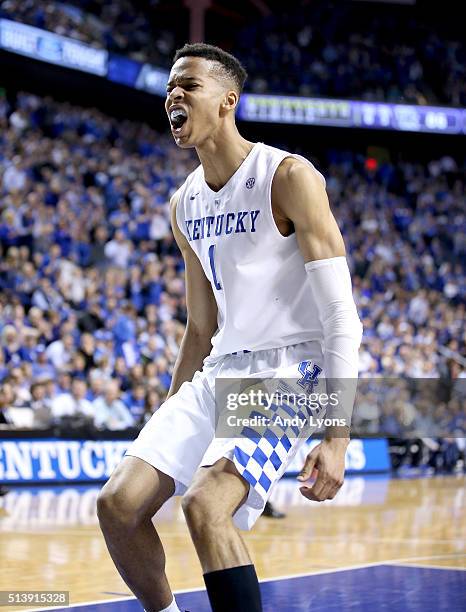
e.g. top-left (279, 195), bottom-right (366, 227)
top-left (214, 377), bottom-right (355, 439)
top-left (225, 387), bottom-right (346, 430)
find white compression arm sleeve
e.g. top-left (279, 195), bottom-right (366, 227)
top-left (305, 256), bottom-right (363, 425)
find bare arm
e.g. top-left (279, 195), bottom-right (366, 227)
top-left (272, 158), bottom-right (362, 501)
top-left (166, 189), bottom-right (218, 399)
top-left (272, 157), bottom-right (345, 262)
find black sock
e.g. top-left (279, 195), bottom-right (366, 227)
top-left (203, 564), bottom-right (262, 612)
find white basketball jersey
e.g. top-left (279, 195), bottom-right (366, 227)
top-left (176, 142), bottom-right (326, 358)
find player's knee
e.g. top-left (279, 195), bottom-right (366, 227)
top-left (97, 482), bottom-right (145, 532)
top-left (181, 489), bottom-right (207, 524)
top-left (182, 488), bottom-right (227, 534)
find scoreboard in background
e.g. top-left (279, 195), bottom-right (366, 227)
top-left (237, 95), bottom-right (466, 135)
top-left (0, 438), bottom-right (390, 484)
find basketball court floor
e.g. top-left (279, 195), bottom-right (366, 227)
top-left (1, 474), bottom-right (465, 611)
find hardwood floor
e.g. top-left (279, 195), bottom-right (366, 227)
top-left (0, 475), bottom-right (464, 611)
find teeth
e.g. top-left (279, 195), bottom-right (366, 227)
top-left (170, 108), bottom-right (187, 121)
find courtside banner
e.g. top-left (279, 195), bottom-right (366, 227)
top-left (283, 438), bottom-right (390, 476)
top-left (0, 438), bottom-right (389, 483)
top-left (0, 439), bottom-right (127, 483)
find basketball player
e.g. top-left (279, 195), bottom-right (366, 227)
top-left (97, 44), bottom-right (362, 612)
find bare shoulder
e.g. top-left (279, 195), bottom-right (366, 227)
top-left (169, 184), bottom-right (189, 250)
top-left (272, 156), bottom-right (327, 217)
top-left (275, 155), bottom-right (306, 179)
top-left (276, 156), bottom-right (323, 185)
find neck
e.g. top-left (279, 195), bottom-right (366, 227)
top-left (196, 123), bottom-right (255, 192)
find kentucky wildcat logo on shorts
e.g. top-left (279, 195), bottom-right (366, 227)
top-left (297, 360), bottom-right (322, 393)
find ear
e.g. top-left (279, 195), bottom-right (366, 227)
top-left (221, 90), bottom-right (239, 114)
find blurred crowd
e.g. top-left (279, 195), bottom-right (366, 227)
top-left (0, 91), bottom-right (465, 459)
top-left (235, 1), bottom-right (465, 106)
top-left (322, 150), bottom-right (466, 380)
top-left (0, 90), bottom-right (195, 430)
top-left (352, 378), bottom-right (465, 473)
top-left (1, 0), bottom-right (464, 106)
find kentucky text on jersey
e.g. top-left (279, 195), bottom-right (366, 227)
top-left (184, 210), bottom-right (260, 242)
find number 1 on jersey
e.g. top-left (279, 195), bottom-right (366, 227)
top-left (208, 244), bottom-right (222, 290)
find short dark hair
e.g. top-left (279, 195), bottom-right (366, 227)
top-left (173, 43), bottom-right (248, 93)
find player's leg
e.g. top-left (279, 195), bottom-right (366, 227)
top-left (98, 362), bottom-right (219, 611)
top-left (182, 458), bottom-right (262, 612)
top-left (181, 341), bottom-right (327, 610)
top-left (97, 456), bottom-right (177, 612)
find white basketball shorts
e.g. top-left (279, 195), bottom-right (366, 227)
top-left (125, 340), bottom-right (325, 530)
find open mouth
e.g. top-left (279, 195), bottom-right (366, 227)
top-left (169, 108), bottom-right (188, 134)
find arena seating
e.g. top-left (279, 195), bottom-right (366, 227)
top-left (0, 91), bottom-right (464, 457)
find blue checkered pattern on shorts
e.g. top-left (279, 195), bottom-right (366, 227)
top-left (231, 380), bottom-right (317, 497)
top-left (233, 424), bottom-right (293, 494)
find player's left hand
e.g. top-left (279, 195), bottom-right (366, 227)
top-left (296, 438), bottom-right (349, 502)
